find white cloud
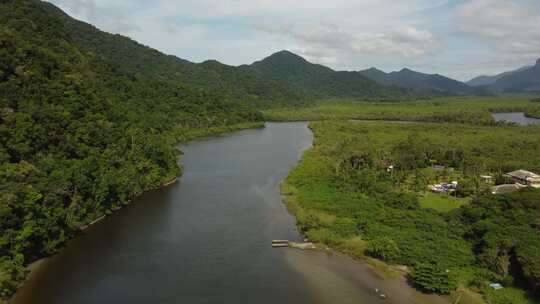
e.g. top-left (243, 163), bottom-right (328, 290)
top-left (455, 0), bottom-right (540, 56)
top-left (48, 0), bottom-right (141, 34)
top-left (258, 24), bottom-right (439, 64)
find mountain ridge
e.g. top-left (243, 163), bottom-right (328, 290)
top-left (467, 66), bottom-right (533, 87)
top-left (488, 59), bottom-right (540, 92)
top-left (244, 50), bottom-right (414, 100)
top-left (359, 67), bottom-right (474, 94)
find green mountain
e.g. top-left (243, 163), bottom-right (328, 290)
top-left (22, 2), bottom-right (407, 104)
top-left (32, 2), bottom-right (305, 105)
top-left (467, 66), bottom-right (532, 87)
top-left (489, 59), bottom-right (540, 92)
top-left (249, 51), bottom-right (414, 100)
top-left (359, 67), bottom-right (474, 94)
top-left (0, 0), bottom-right (264, 298)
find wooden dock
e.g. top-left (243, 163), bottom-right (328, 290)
top-left (272, 240), bottom-right (316, 250)
top-left (272, 240), bottom-right (289, 248)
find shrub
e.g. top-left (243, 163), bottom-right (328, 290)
top-left (0, 255), bottom-right (27, 300)
top-left (330, 218), bottom-right (357, 237)
top-left (484, 287), bottom-right (537, 304)
top-left (365, 237), bottom-right (400, 263)
top-left (411, 262), bottom-right (457, 294)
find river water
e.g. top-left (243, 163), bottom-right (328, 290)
top-left (12, 122), bottom-right (448, 304)
top-left (491, 112), bottom-right (540, 125)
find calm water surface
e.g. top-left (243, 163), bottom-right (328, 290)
top-left (13, 122), bottom-right (448, 304)
top-left (492, 112), bottom-right (540, 125)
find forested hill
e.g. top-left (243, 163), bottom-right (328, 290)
top-left (359, 67), bottom-right (475, 94)
top-left (0, 0), bottom-right (263, 299)
top-left (489, 58), bottom-right (540, 92)
top-left (17, 0), bottom-right (306, 106)
top-left (54, 6), bottom-right (410, 103)
top-left (467, 66), bottom-right (532, 87)
top-left (466, 58), bottom-right (540, 92)
top-left (248, 50), bottom-right (415, 100)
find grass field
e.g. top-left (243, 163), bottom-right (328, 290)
top-left (419, 193), bottom-right (471, 212)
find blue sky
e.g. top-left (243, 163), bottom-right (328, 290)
top-left (48, 0), bottom-right (540, 81)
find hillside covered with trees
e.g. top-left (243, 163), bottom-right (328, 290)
top-left (17, 1), bottom-right (412, 106)
top-left (359, 67), bottom-right (475, 94)
top-left (0, 0), bottom-right (267, 299)
top-left (247, 50), bottom-right (415, 100)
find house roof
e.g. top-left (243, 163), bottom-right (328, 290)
top-left (491, 184), bottom-right (524, 195)
top-left (506, 170), bottom-right (540, 181)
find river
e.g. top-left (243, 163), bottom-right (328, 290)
top-left (491, 112), bottom-right (540, 125)
top-left (12, 122), bottom-right (449, 304)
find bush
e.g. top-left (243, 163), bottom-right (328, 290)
top-left (411, 262), bottom-right (457, 294)
top-left (330, 218), bottom-right (357, 237)
top-left (0, 255), bottom-right (27, 300)
top-left (365, 237), bottom-right (400, 263)
top-left (484, 287), bottom-right (537, 304)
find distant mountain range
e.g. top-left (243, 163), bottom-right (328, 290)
top-left (467, 66), bottom-right (532, 87)
top-left (4, 0), bottom-right (539, 105)
top-left (55, 11), bottom-right (418, 103)
top-left (467, 59), bottom-right (540, 92)
top-left (245, 51), bottom-right (413, 100)
top-left (359, 67), bottom-right (474, 94)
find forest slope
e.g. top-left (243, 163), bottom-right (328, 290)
top-left (0, 0), bottom-right (263, 299)
top-left (249, 51), bottom-right (415, 100)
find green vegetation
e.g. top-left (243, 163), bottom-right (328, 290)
top-left (524, 98), bottom-right (540, 119)
top-left (526, 109), bottom-right (540, 119)
top-left (31, 3), bottom-right (415, 107)
top-left (249, 50), bottom-right (415, 101)
top-left (1, 0), bottom-right (539, 302)
top-left (46, 3), bottom-right (304, 106)
top-left (419, 194), bottom-right (470, 213)
top-left (283, 120), bottom-right (540, 303)
top-left (0, 0), bottom-right (266, 299)
top-left (365, 237), bottom-right (400, 263)
top-left (485, 287), bottom-right (538, 304)
top-left (411, 262), bottom-right (458, 294)
top-left (264, 96), bottom-right (539, 124)
top-left (359, 67), bottom-right (474, 94)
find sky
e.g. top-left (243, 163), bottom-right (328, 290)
top-left (48, 0), bottom-right (540, 81)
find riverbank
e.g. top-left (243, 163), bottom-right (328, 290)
top-left (281, 180), bottom-right (486, 304)
top-left (525, 110), bottom-right (540, 119)
top-left (7, 122), bottom-right (266, 304)
top-left (174, 122), bottom-right (266, 142)
top-left (5, 175), bottom-right (179, 304)
top-left (282, 175), bottom-right (486, 304)
top-left (280, 120), bottom-right (540, 304)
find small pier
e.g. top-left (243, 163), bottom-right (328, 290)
top-left (272, 240), bottom-right (316, 250)
top-left (272, 240), bottom-right (289, 248)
